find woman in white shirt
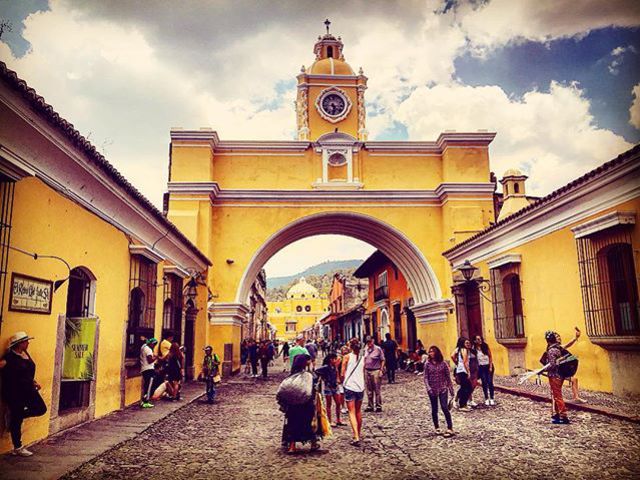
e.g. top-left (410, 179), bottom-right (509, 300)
top-left (474, 335), bottom-right (495, 406)
top-left (450, 337), bottom-right (473, 411)
top-left (341, 338), bottom-right (365, 446)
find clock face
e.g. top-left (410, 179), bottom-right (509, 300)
top-left (321, 93), bottom-right (346, 116)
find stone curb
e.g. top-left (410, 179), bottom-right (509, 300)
top-left (493, 384), bottom-right (640, 424)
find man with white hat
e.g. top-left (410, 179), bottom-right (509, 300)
top-left (1, 332), bottom-right (47, 456)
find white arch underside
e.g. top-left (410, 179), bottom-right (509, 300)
top-left (235, 212), bottom-right (442, 305)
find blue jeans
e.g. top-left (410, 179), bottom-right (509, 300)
top-left (428, 391), bottom-right (452, 430)
top-left (478, 365), bottom-right (494, 400)
top-left (206, 377), bottom-right (216, 402)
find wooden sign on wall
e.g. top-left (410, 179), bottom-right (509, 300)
top-left (9, 273), bottom-right (53, 314)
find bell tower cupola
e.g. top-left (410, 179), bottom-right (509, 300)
top-left (295, 20), bottom-right (368, 142)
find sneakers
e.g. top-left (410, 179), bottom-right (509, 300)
top-left (443, 429), bottom-right (455, 438)
top-left (141, 402), bottom-right (154, 408)
top-left (12, 447), bottom-right (33, 457)
top-left (468, 400), bottom-right (478, 407)
top-left (551, 415), bottom-right (570, 424)
top-left (375, 407), bottom-right (383, 413)
top-left (341, 407), bottom-right (348, 414)
top-left (489, 399), bottom-right (496, 406)
top-left (435, 428), bottom-right (443, 435)
top-left (364, 407), bottom-right (374, 412)
top-left (459, 406), bottom-right (472, 412)
top-left (484, 399), bottom-right (490, 406)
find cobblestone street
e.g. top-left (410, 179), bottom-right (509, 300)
top-left (63, 370), bottom-right (640, 480)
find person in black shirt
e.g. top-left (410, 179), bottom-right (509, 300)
top-left (381, 333), bottom-right (399, 384)
top-left (0, 332), bottom-right (47, 456)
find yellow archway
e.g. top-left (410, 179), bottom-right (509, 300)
top-left (236, 211), bottom-right (442, 308)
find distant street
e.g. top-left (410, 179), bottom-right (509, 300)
top-left (59, 367), bottom-right (640, 480)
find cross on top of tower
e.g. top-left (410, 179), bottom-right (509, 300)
top-left (324, 19), bottom-right (331, 35)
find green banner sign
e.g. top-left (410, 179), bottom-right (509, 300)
top-left (62, 317), bottom-right (97, 380)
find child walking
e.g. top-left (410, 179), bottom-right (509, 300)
top-left (202, 345), bottom-right (221, 404)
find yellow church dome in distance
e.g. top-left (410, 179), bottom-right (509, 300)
top-left (287, 277), bottom-right (320, 299)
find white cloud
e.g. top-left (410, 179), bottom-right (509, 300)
top-left (396, 81), bottom-right (632, 195)
top-left (630, 83), bottom-right (640, 129)
top-left (457, 0), bottom-right (640, 54)
top-left (1, 0), bottom-right (636, 209)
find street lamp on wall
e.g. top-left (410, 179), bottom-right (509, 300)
top-left (458, 260), bottom-right (478, 282)
top-left (455, 260), bottom-right (492, 301)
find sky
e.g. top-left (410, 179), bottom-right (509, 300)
top-left (0, 0), bottom-right (639, 278)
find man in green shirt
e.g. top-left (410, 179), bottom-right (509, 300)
top-left (289, 334), bottom-right (310, 368)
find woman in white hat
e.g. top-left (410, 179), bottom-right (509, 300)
top-left (1, 331), bottom-right (47, 456)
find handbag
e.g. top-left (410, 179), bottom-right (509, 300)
top-left (213, 374), bottom-right (222, 384)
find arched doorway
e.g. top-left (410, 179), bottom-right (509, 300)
top-left (380, 308), bottom-right (390, 340)
top-left (51, 266), bottom-right (98, 433)
top-left (183, 299), bottom-right (197, 380)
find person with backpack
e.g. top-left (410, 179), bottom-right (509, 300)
top-left (202, 346), bottom-right (221, 404)
top-left (278, 354), bottom-right (323, 453)
top-left (544, 330), bottom-right (571, 424)
top-left (557, 328), bottom-right (586, 403)
top-left (451, 337), bottom-right (473, 412)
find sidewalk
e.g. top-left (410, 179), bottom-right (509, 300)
top-left (493, 375), bottom-right (640, 423)
top-left (0, 382), bottom-right (205, 480)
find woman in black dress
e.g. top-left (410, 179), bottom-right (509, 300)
top-left (279, 354), bottom-right (323, 453)
top-left (1, 332), bottom-right (47, 456)
top-left (166, 342), bottom-right (184, 400)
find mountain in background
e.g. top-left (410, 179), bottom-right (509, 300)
top-left (266, 259), bottom-right (364, 289)
top-left (266, 259), bottom-right (366, 301)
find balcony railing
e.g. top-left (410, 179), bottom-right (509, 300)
top-left (374, 285), bottom-right (389, 302)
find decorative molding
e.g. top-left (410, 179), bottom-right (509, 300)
top-left (444, 156), bottom-right (640, 266)
top-left (170, 129), bottom-right (219, 148)
top-left (487, 254), bottom-right (522, 269)
top-left (587, 336), bottom-right (640, 350)
top-left (168, 182), bottom-right (220, 196)
top-left (168, 181), bottom-right (494, 205)
top-left (571, 211), bottom-right (636, 239)
top-left (216, 141), bottom-right (310, 152)
top-left (129, 245), bottom-right (165, 264)
top-left (412, 298), bottom-right (453, 324)
top-left (163, 265), bottom-right (191, 279)
top-left (208, 302), bottom-right (249, 327)
top-left (311, 181), bottom-right (364, 190)
top-left (496, 337), bottom-right (528, 348)
top-left (0, 145), bottom-right (36, 180)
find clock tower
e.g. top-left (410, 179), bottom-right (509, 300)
top-left (296, 20), bottom-right (368, 142)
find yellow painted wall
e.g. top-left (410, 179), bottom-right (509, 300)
top-left (469, 198), bottom-right (640, 393)
top-left (1, 177), bottom-right (130, 452)
top-left (308, 81), bottom-right (360, 140)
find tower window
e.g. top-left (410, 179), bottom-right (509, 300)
top-left (514, 183), bottom-right (520, 194)
top-left (327, 46), bottom-right (333, 58)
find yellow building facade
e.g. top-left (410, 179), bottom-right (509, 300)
top-left (444, 148), bottom-right (640, 395)
top-left (165, 26), bottom-right (497, 373)
top-left (267, 277), bottom-right (329, 342)
top-left (0, 63), bottom-right (210, 453)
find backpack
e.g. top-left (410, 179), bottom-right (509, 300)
top-left (540, 345), bottom-right (579, 378)
top-left (276, 371), bottom-right (314, 406)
